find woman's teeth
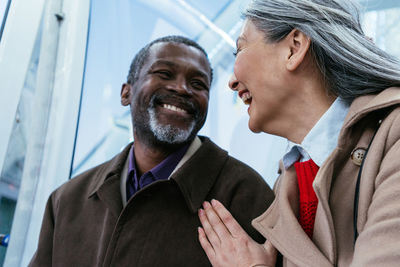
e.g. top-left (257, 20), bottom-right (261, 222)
top-left (163, 104), bottom-right (187, 114)
top-left (241, 92), bottom-right (252, 105)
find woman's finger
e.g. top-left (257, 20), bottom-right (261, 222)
top-left (198, 208), bottom-right (221, 247)
top-left (198, 227), bottom-right (216, 263)
top-left (203, 201), bottom-right (232, 240)
top-left (211, 199), bottom-right (247, 238)
top-left (263, 240), bottom-right (278, 258)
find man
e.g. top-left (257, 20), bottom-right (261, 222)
top-left (29, 36), bottom-right (274, 267)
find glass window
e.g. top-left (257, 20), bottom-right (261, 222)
top-left (71, 0), bottom-right (276, 178)
top-left (72, 0), bottom-right (400, 187)
top-left (361, 1), bottom-right (400, 59)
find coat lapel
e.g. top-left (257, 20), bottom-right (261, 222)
top-left (88, 144), bottom-right (132, 217)
top-left (96, 173), bottom-right (124, 217)
top-left (171, 137), bottom-right (229, 213)
top-left (253, 166), bottom-right (333, 267)
top-left (254, 88), bottom-right (400, 266)
top-left (312, 148), bottom-right (338, 264)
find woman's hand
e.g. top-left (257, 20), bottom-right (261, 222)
top-left (198, 199), bottom-right (277, 267)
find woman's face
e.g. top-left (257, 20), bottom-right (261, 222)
top-left (229, 20), bottom-right (293, 133)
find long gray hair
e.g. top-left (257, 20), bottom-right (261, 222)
top-left (244, 0), bottom-right (400, 99)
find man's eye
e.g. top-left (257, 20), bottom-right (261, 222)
top-left (191, 80), bottom-right (208, 91)
top-left (154, 70), bottom-right (172, 79)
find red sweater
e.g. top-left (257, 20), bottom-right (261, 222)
top-left (294, 159), bottom-right (319, 238)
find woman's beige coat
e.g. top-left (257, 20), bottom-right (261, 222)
top-left (253, 88), bottom-right (400, 267)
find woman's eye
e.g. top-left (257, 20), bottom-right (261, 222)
top-left (233, 48), bottom-right (241, 57)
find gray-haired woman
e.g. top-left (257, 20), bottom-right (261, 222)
top-left (198, 0), bottom-right (400, 266)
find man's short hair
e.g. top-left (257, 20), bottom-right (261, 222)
top-left (126, 35), bottom-right (213, 85)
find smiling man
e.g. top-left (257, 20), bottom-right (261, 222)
top-left (29, 36), bottom-right (274, 267)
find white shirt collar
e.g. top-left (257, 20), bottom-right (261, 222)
top-left (282, 97), bottom-right (350, 169)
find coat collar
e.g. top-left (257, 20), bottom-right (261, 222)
top-left (86, 143), bottom-right (132, 217)
top-left (253, 165), bottom-right (334, 267)
top-left (85, 136), bottom-right (228, 215)
top-left (253, 87), bottom-right (400, 266)
top-left (311, 88), bottom-right (400, 264)
top-left (87, 143), bottom-right (132, 199)
top-left (170, 136), bottom-right (229, 213)
top-left (341, 87), bottom-right (400, 133)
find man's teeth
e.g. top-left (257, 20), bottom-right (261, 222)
top-left (241, 92), bottom-right (252, 105)
top-left (163, 104), bottom-right (187, 113)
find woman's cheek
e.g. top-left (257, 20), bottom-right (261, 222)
top-left (233, 56), bottom-right (247, 80)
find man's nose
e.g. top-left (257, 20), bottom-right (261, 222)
top-left (168, 77), bottom-right (192, 95)
top-left (228, 73), bottom-right (240, 91)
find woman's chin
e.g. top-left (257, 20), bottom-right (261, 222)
top-left (248, 120), bottom-right (262, 133)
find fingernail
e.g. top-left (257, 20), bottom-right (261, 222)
top-left (203, 201), bottom-right (210, 208)
top-left (198, 209), bottom-right (204, 215)
top-left (211, 199), bottom-right (217, 206)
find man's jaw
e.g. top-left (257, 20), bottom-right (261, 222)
top-left (148, 106), bottom-right (196, 145)
top-left (147, 92), bottom-right (198, 144)
top-left (132, 93), bottom-right (202, 146)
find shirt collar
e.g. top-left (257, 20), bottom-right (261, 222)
top-left (128, 142), bottom-right (190, 182)
top-left (283, 97), bottom-right (351, 169)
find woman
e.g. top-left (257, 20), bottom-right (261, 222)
top-left (198, 0), bottom-right (400, 266)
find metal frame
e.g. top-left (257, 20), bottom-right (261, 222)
top-left (0, 0), bottom-right (12, 40)
top-left (2, 0), bottom-right (90, 265)
top-left (0, 0), bottom-right (46, 176)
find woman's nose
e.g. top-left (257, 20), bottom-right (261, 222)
top-left (228, 73), bottom-right (240, 91)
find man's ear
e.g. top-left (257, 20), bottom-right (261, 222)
top-left (121, 83), bottom-right (132, 106)
top-left (285, 29), bottom-right (311, 71)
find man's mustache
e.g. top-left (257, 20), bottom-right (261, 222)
top-left (149, 93), bottom-right (200, 119)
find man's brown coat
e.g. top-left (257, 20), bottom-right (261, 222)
top-left (30, 137), bottom-right (274, 266)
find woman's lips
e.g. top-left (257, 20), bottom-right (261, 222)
top-left (238, 89), bottom-right (252, 105)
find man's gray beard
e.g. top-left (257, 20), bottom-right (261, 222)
top-left (148, 107), bottom-right (196, 144)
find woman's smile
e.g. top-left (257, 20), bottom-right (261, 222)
top-left (238, 89), bottom-right (252, 105)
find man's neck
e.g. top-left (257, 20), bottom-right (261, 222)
top-left (132, 134), bottom-right (189, 177)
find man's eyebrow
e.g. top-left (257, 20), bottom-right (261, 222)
top-left (149, 60), bottom-right (177, 69)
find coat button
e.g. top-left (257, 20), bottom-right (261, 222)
top-left (351, 148), bottom-right (366, 166)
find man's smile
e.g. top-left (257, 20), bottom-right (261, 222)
top-left (151, 94), bottom-right (197, 119)
top-left (162, 104), bottom-right (188, 114)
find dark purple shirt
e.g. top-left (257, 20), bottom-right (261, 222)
top-left (126, 143), bottom-right (190, 201)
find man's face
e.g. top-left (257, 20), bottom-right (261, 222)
top-left (122, 42), bottom-right (211, 146)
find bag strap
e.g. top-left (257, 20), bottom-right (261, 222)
top-left (353, 119), bottom-right (382, 244)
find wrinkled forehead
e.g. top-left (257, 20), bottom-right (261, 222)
top-left (145, 42), bottom-right (211, 76)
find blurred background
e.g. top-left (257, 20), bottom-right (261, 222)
top-left (1, 0), bottom-right (400, 265)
